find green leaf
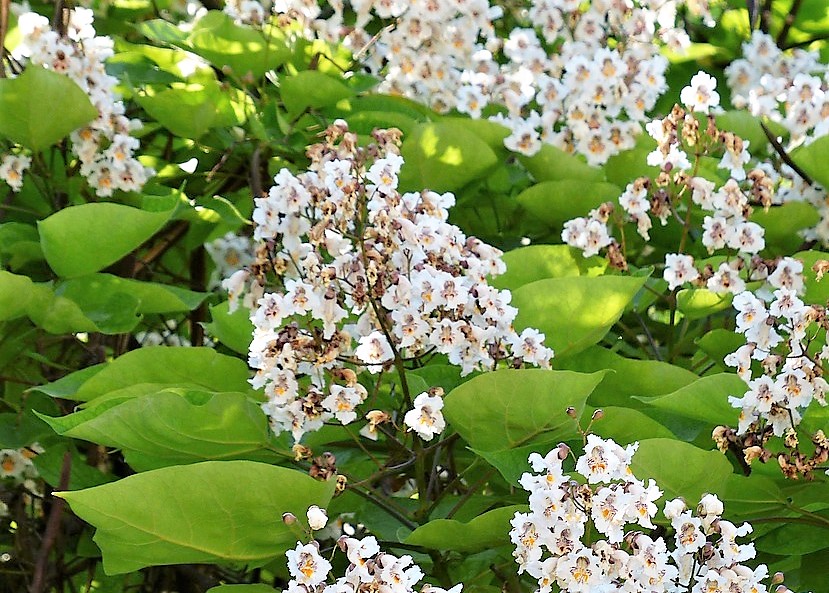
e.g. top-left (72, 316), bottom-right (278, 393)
top-left (475, 442), bottom-right (557, 485)
top-left (443, 369), bottom-right (604, 451)
top-left (0, 270), bottom-right (36, 321)
top-left (792, 135), bottom-right (829, 189)
top-left (641, 373), bottom-right (745, 427)
top-left (137, 83), bottom-right (241, 138)
top-left (555, 346), bottom-right (698, 407)
top-left (750, 202), bottom-right (819, 254)
top-left (517, 144), bottom-right (604, 183)
top-left (511, 275), bottom-right (648, 357)
top-left (405, 505), bottom-right (525, 552)
top-left (603, 133), bottom-right (658, 188)
top-left (695, 329), bottom-right (744, 370)
top-left (57, 274), bottom-right (205, 315)
top-left (68, 347), bottom-right (250, 402)
top-left (58, 461), bottom-right (335, 574)
top-left (491, 245), bottom-right (606, 291)
top-left (41, 390), bottom-right (272, 471)
top-left (139, 12), bottom-right (290, 79)
top-left (205, 301), bottom-right (254, 355)
top-left (676, 288), bottom-right (733, 320)
top-left (515, 180), bottom-right (621, 231)
top-left (398, 121), bottom-right (498, 192)
top-left (0, 67), bottom-right (97, 151)
top-left (756, 521), bottom-right (829, 556)
top-left (589, 406), bottom-right (677, 442)
top-left (280, 71), bottom-right (353, 117)
top-left (630, 438), bottom-right (733, 504)
top-left (38, 203), bottom-right (174, 278)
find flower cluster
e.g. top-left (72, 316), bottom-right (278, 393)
top-left (206, 232), bottom-right (255, 288)
top-left (282, 530), bottom-right (461, 593)
top-left (229, 123), bottom-right (553, 441)
top-left (0, 444), bottom-right (43, 484)
top-left (511, 437), bottom-right (793, 593)
top-left (716, 257), bottom-right (829, 478)
top-left (8, 9), bottom-right (152, 196)
top-left (726, 31), bottom-right (829, 246)
top-left (563, 72), bottom-right (773, 295)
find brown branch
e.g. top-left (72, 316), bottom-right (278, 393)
top-left (30, 451), bottom-right (71, 593)
top-left (760, 121), bottom-right (814, 185)
top-left (132, 221), bottom-right (190, 276)
top-left (777, 0), bottom-right (803, 48)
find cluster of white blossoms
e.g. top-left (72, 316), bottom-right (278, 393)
top-left (205, 232), bottom-right (255, 288)
top-left (563, 72), bottom-right (773, 295)
top-left (511, 437), bottom-right (792, 593)
top-left (0, 154), bottom-right (33, 192)
top-left (726, 31), bottom-right (829, 246)
top-left (0, 444), bottom-right (43, 484)
top-left (227, 122), bottom-right (553, 441)
top-left (724, 257), bottom-right (829, 439)
top-left (8, 9), bottom-right (152, 197)
top-left (282, 531), bottom-right (461, 593)
top-left (223, 1), bottom-right (711, 164)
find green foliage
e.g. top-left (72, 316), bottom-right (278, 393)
top-left (404, 506), bottom-right (525, 552)
top-left (59, 461), bottom-right (335, 574)
top-left (0, 67), bottom-right (97, 150)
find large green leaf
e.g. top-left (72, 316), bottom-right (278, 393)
top-left (57, 274), bottom-right (205, 315)
top-left (515, 180), bottom-right (621, 231)
top-left (40, 390), bottom-right (272, 471)
top-left (58, 461), bottom-right (335, 574)
top-left (556, 346), bottom-right (698, 407)
top-left (517, 144), bottom-right (604, 183)
top-left (491, 246), bottom-right (606, 292)
top-left (0, 67), bottom-right (97, 151)
top-left (137, 83), bottom-right (241, 138)
top-left (138, 12), bottom-right (290, 79)
top-left (750, 202), bottom-right (819, 254)
top-left (398, 121), bottom-right (498, 192)
top-left (630, 438), bottom-right (733, 504)
top-left (641, 373), bottom-right (745, 427)
top-left (443, 369), bottom-right (604, 451)
top-left (38, 203), bottom-right (174, 277)
top-left (511, 275), bottom-right (648, 357)
top-left (0, 270), bottom-right (36, 321)
top-left (676, 288), bottom-right (733, 320)
top-left (205, 301), bottom-right (254, 355)
top-left (280, 71), bottom-right (353, 117)
top-left (404, 505), bottom-right (524, 552)
top-left (795, 250), bottom-right (829, 305)
top-left (64, 347), bottom-right (250, 402)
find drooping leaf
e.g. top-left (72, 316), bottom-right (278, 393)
top-left (0, 67), bottom-right (97, 151)
top-left (38, 203), bottom-right (174, 277)
top-left (511, 275), bottom-right (648, 357)
top-left (443, 369), bottom-right (604, 451)
top-left (57, 274), bottom-right (206, 315)
top-left (640, 373), bottom-right (745, 427)
top-left (64, 347), bottom-right (250, 402)
top-left (41, 390), bottom-right (273, 471)
top-left (58, 461), bottom-right (335, 574)
top-left (404, 505), bottom-right (525, 552)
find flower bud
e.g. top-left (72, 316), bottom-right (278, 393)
top-left (591, 409), bottom-right (604, 421)
top-left (306, 505), bottom-right (328, 531)
top-left (282, 512), bottom-right (297, 525)
top-left (566, 407), bottom-right (578, 418)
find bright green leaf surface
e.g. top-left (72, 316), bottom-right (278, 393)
top-left (630, 439), bottom-right (733, 503)
top-left (58, 461), bottom-right (335, 574)
top-left (512, 275), bottom-right (648, 357)
top-left (443, 369), bottom-right (604, 451)
top-left (516, 180), bottom-right (621, 231)
top-left (42, 390), bottom-right (271, 471)
top-left (38, 203), bottom-right (174, 277)
top-left (206, 301), bottom-right (255, 355)
top-left (792, 135), bottom-right (829, 189)
top-left (517, 144), bottom-right (603, 183)
top-left (750, 202), bottom-right (819, 254)
top-left (280, 71), bottom-right (353, 117)
top-left (57, 274), bottom-right (205, 315)
top-left (491, 245), bottom-right (606, 291)
top-left (676, 288), bottom-right (733, 320)
top-left (68, 347), bottom-right (250, 402)
top-left (405, 505), bottom-right (525, 552)
top-left (0, 67), bottom-right (97, 151)
top-left (641, 373), bottom-right (745, 427)
top-left (398, 121), bottom-right (498, 192)
top-left (138, 84), bottom-right (240, 138)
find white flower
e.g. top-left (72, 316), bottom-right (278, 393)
top-left (404, 391), bottom-right (446, 441)
top-left (354, 331), bottom-right (395, 372)
top-left (663, 254), bottom-right (699, 290)
top-left (286, 542), bottom-right (332, 587)
top-left (679, 71), bottom-right (720, 113)
top-left (307, 505), bottom-right (328, 530)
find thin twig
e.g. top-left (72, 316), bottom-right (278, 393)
top-left (760, 121), bottom-right (814, 186)
top-left (132, 221), bottom-right (190, 275)
top-left (777, 0), bottom-right (803, 48)
top-left (30, 451), bottom-right (71, 593)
